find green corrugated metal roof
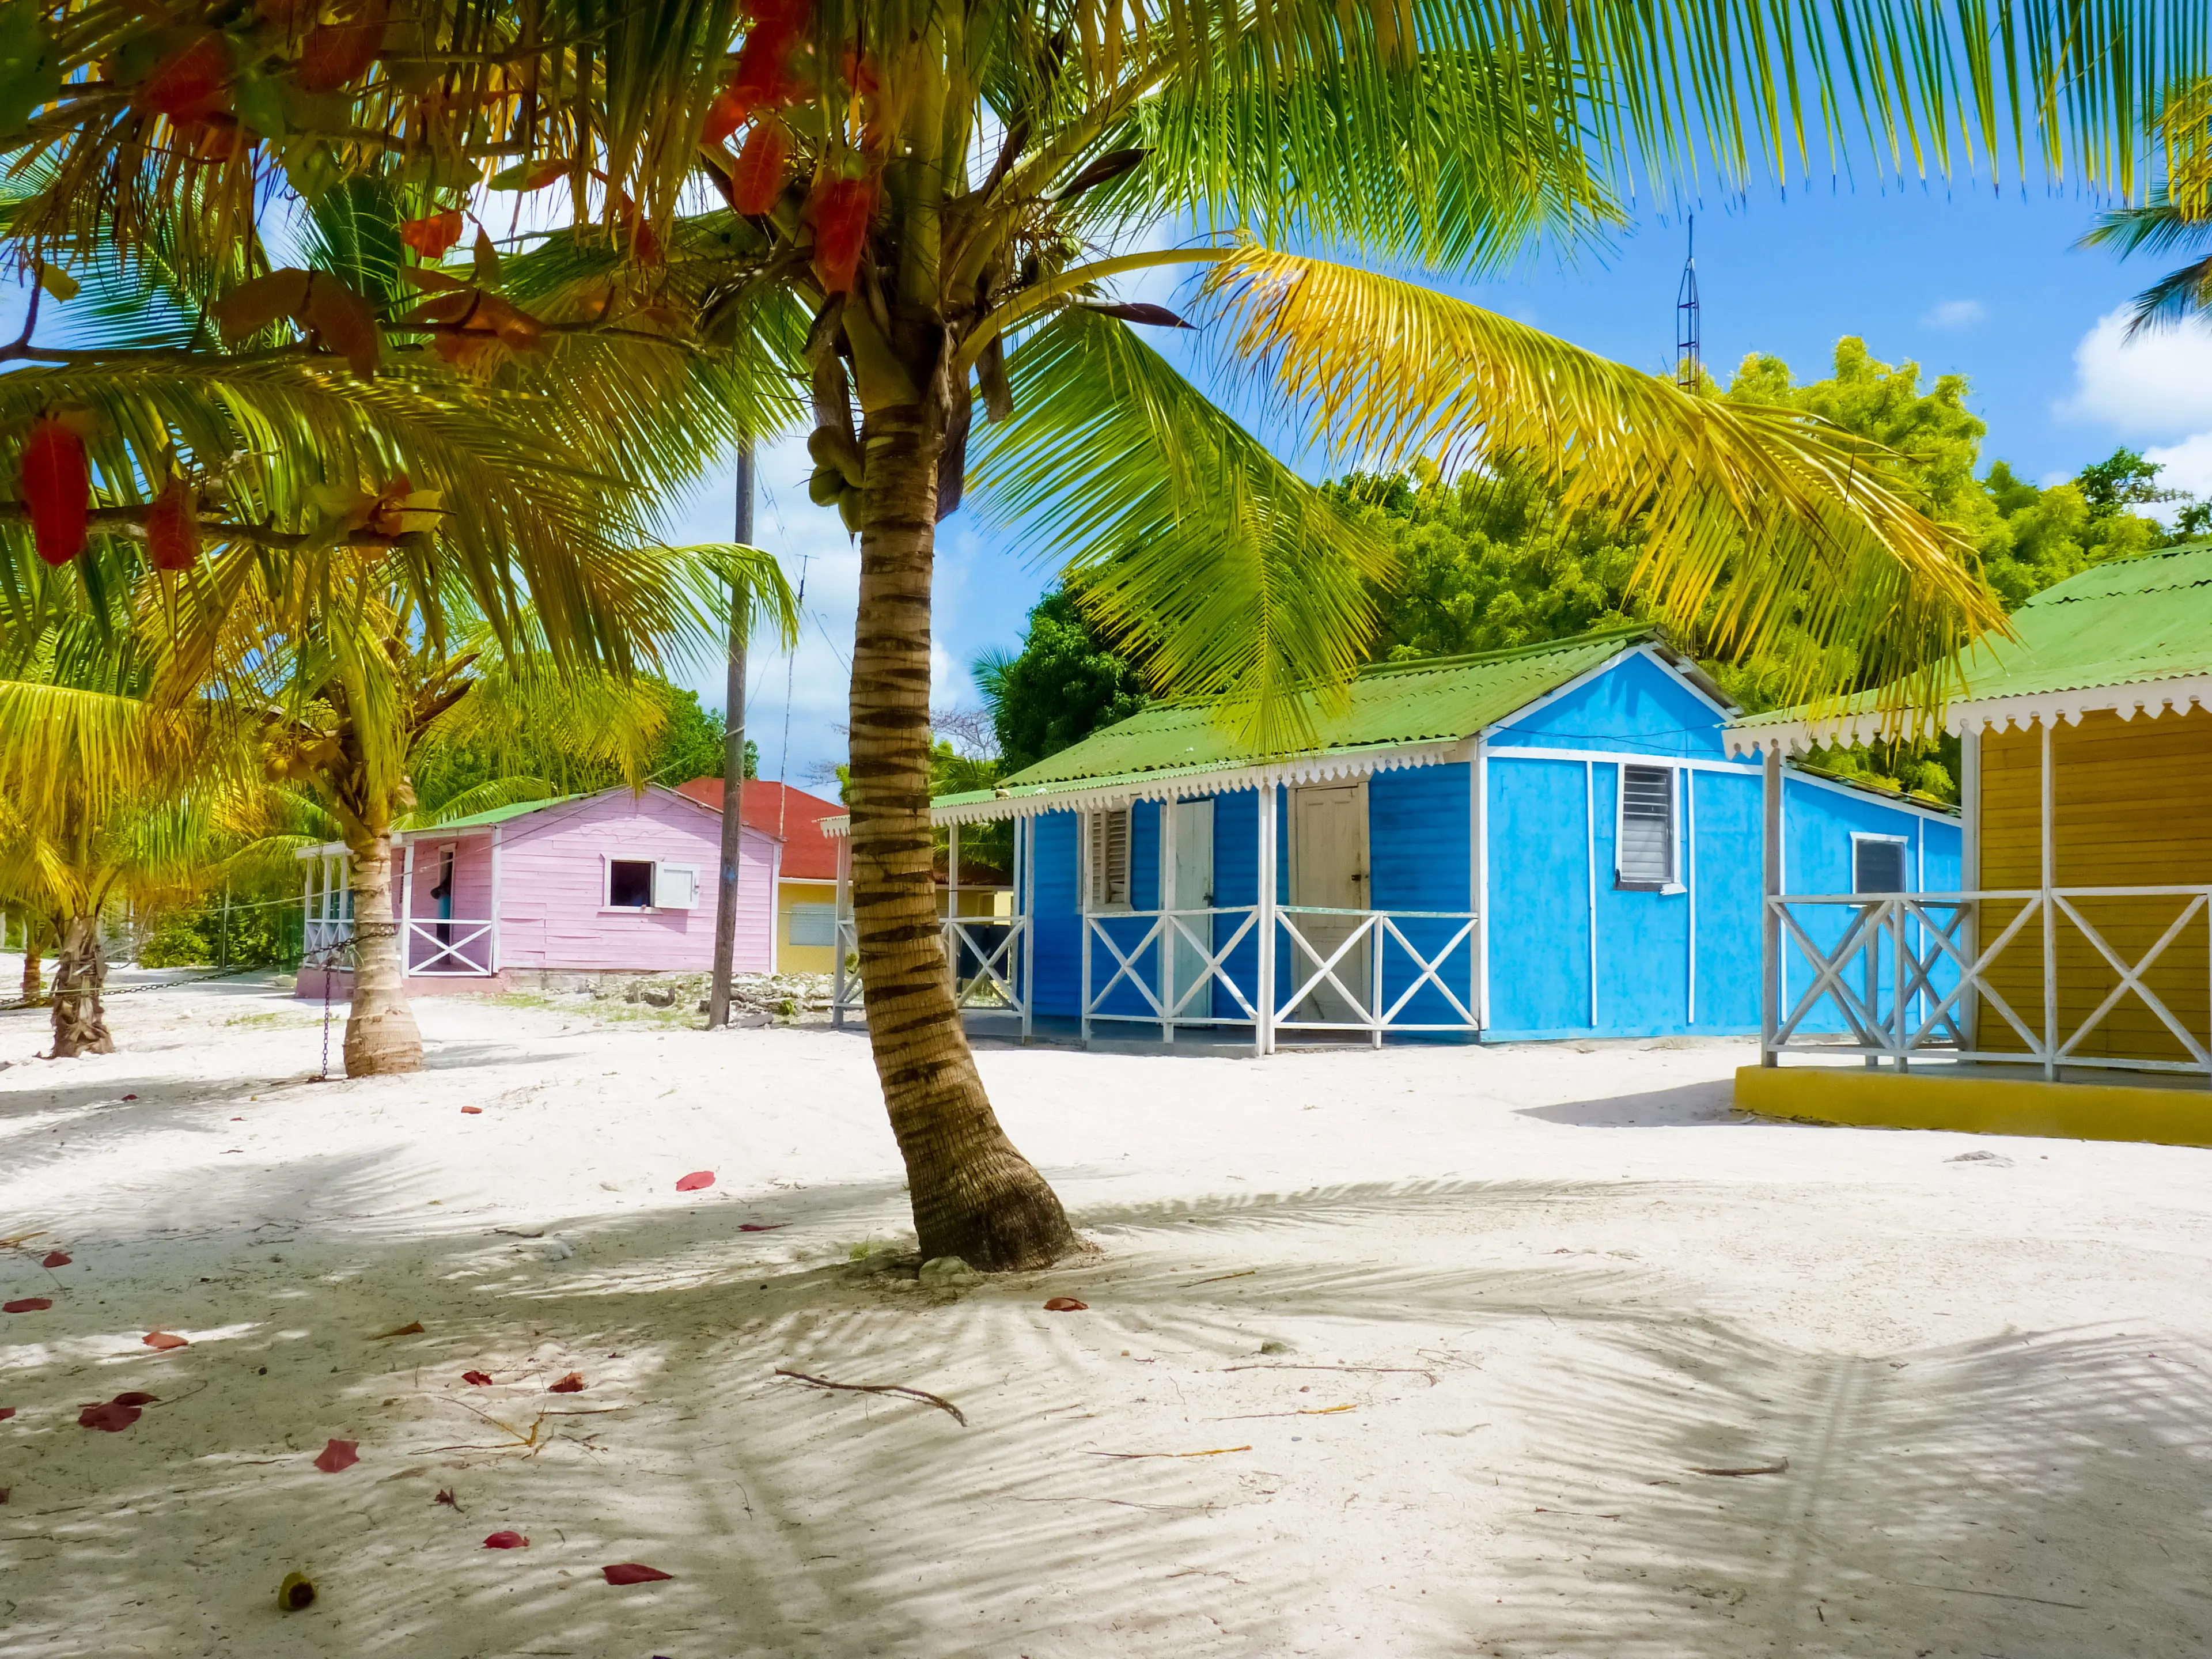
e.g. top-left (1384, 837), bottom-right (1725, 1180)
top-left (1734, 539), bottom-right (2212, 730)
top-left (401, 793), bottom-right (585, 833)
top-left (933, 630), bottom-right (1652, 810)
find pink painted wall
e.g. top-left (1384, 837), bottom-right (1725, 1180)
top-left (483, 786), bottom-right (776, 974)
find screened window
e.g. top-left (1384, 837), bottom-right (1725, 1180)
top-left (789, 902), bottom-right (837, 947)
top-left (1853, 836), bottom-right (1910, 895)
top-left (1616, 765), bottom-right (1676, 888)
top-left (1087, 807), bottom-right (1132, 910)
top-left (607, 859), bottom-right (654, 908)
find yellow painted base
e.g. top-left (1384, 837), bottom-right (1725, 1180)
top-left (1734, 1065), bottom-right (2212, 1150)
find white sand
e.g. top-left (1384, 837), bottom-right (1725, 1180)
top-left (3, 970), bottom-right (2210, 1658)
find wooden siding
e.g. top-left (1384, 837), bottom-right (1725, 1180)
top-left (1977, 710), bottom-right (2212, 1062)
top-left (493, 790), bottom-right (773, 974)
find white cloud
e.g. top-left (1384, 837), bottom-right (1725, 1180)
top-left (2145, 431), bottom-right (2212, 498)
top-left (2056, 306), bottom-right (2212, 438)
top-left (1919, 298), bottom-right (1986, 329)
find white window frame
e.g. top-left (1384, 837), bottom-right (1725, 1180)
top-left (603, 854), bottom-right (674, 912)
top-left (1850, 832), bottom-right (1912, 895)
top-left (1613, 762), bottom-right (1684, 893)
top-left (1084, 806), bottom-right (1134, 913)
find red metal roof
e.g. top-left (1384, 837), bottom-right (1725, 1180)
top-left (673, 779), bottom-right (846, 880)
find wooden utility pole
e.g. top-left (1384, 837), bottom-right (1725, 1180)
top-left (708, 442), bottom-right (755, 1029)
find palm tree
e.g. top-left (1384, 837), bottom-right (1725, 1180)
top-left (2084, 80), bottom-right (2212, 331)
top-left (0, 639), bottom-right (240, 1055)
top-left (158, 547), bottom-right (796, 1075)
top-left (3, 2), bottom-right (2198, 1264)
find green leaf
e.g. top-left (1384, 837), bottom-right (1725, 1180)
top-left (0, 9), bottom-right (62, 141)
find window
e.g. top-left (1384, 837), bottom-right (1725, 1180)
top-left (1853, 835), bottom-right (1910, 895)
top-left (608, 860), bottom-right (654, 908)
top-left (1086, 807), bottom-right (1131, 910)
top-left (790, 902), bottom-right (837, 947)
top-left (1615, 765), bottom-right (1677, 889)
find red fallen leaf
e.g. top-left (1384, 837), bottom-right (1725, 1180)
top-left (144, 1331), bottom-right (189, 1350)
top-left (111, 1392), bottom-right (158, 1407)
top-left (483, 1530), bottom-right (529, 1548)
top-left (461, 1370), bottom-right (494, 1386)
top-left (675, 1171), bottom-right (715, 1192)
top-left (123, 1094), bottom-right (138, 1101)
top-left (461, 1105), bottom-right (483, 1115)
top-left (373, 1320), bottom-right (425, 1339)
top-left (3, 1298), bottom-right (52, 1314)
top-left (548, 1372), bottom-right (585, 1393)
top-left (434, 1486), bottom-right (461, 1508)
top-left (79, 1400), bottom-right (141, 1431)
top-left (41, 1252), bottom-right (70, 1268)
top-left (0, 1407), bottom-right (14, 1421)
top-left (313, 1438), bottom-right (359, 1473)
top-left (1043, 1296), bottom-right (1089, 1312)
top-left (602, 1562), bottom-right (673, 1585)
top-left (737, 1223), bottom-right (785, 1232)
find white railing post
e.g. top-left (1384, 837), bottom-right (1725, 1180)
top-left (1020, 817), bottom-right (1035, 1044)
top-left (1892, 896), bottom-right (1910, 1070)
top-left (1257, 782), bottom-right (1277, 1057)
top-left (832, 832), bottom-right (851, 1030)
top-left (1080, 913), bottom-right (1093, 1050)
top-left (2041, 719), bottom-right (2058, 1081)
top-left (1760, 747), bottom-right (1782, 1066)
top-left (1160, 799), bottom-right (1177, 1044)
top-left (1370, 912), bottom-right (1383, 1048)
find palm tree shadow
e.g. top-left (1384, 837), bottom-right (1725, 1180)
top-left (5, 1171), bottom-right (2207, 1658)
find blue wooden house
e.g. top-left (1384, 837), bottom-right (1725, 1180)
top-left (899, 628), bottom-right (1959, 1050)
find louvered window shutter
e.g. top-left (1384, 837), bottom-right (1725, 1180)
top-left (1617, 766), bottom-right (1675, 887)
top-left (1087, 809), bottom-right (1131, 908)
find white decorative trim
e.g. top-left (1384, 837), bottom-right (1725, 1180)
top-left (1724, 673), bottom-right (2212, 758)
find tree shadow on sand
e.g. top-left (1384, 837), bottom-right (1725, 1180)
top-left (4, 1162), bottom-right (2209, 1658)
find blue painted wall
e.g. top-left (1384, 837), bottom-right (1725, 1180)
top-left (1491, 650), bottom-right (1732, 760)
top-left (1017, 650), bottom-right (1961, 1043)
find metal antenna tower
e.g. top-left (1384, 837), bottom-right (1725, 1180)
top-left (1674, 215), bottom-right (1701, 389)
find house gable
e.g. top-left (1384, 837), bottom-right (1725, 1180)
top-left (1488, 647), bottom-right (1742, 762)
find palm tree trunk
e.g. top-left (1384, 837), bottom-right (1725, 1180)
top-left (343, 831), bottom-right (423, 1076)
top-left (49, 914), bottom-right (112, 1057)
top-left (20, 922), bottom-right (43, 1002)
top-left (851, 398), bottom-right (1074, 1271)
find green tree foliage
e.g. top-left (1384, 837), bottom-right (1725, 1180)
top-left (410, 677), bottom-right (756, 810)
top-left (1003, 340), bottom-right (2192, 806)
top-left (975, 588), bottom-right (1153, 774)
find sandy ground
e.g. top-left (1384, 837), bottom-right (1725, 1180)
top-left (2, 967), bottom-right (2210, 1659)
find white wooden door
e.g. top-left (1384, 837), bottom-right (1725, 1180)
top-left (1290, 783), bottom-right (1370, 1022)
top-left (1168, 798), bottom-right (1214, 1017)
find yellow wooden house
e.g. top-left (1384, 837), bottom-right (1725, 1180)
top-left (1726, 540), bottom-right (2212, 1145)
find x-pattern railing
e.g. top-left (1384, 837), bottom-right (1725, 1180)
top-left (832, 916), bottom-right (1027, 1017)
top-left (1082, 907), bottom-right (1262, 1035)
top-left (406, 916), bottom-right (494, 976)
top-left (1275, 907), bottom-right (1479, 1039)
top-left (1767, 886), bottom-right (2212, 1077)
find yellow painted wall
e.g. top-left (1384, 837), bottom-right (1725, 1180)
top-left (1976, 709), bottom-right (2212, 1062)
top-left (772, 880), bottom-right (1005, 975)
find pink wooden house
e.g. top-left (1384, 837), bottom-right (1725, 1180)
top-left (296, 785), bottom-right (778, 996)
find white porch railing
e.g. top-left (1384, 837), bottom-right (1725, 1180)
top-left (304, 916), bottom-right (353, 959)
top-left (832, 915), bottom-right (1031, 1032)
top-left (298, 914), bottom-right (495, 976)
top-left (1081, 905), bottom-right (1478, 1051)
top-left (1763, 887), bottom-right (2212, 1081)
top-left (406, 917), bottom-right (495, 976)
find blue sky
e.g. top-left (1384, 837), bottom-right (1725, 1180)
top-left (672, 179), bottom-right (2212, 793)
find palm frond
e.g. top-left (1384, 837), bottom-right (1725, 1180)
top-left (1199, 247), bottom-right (2003, 716)
top-left (971, 308), bottom-right (1389, 751)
